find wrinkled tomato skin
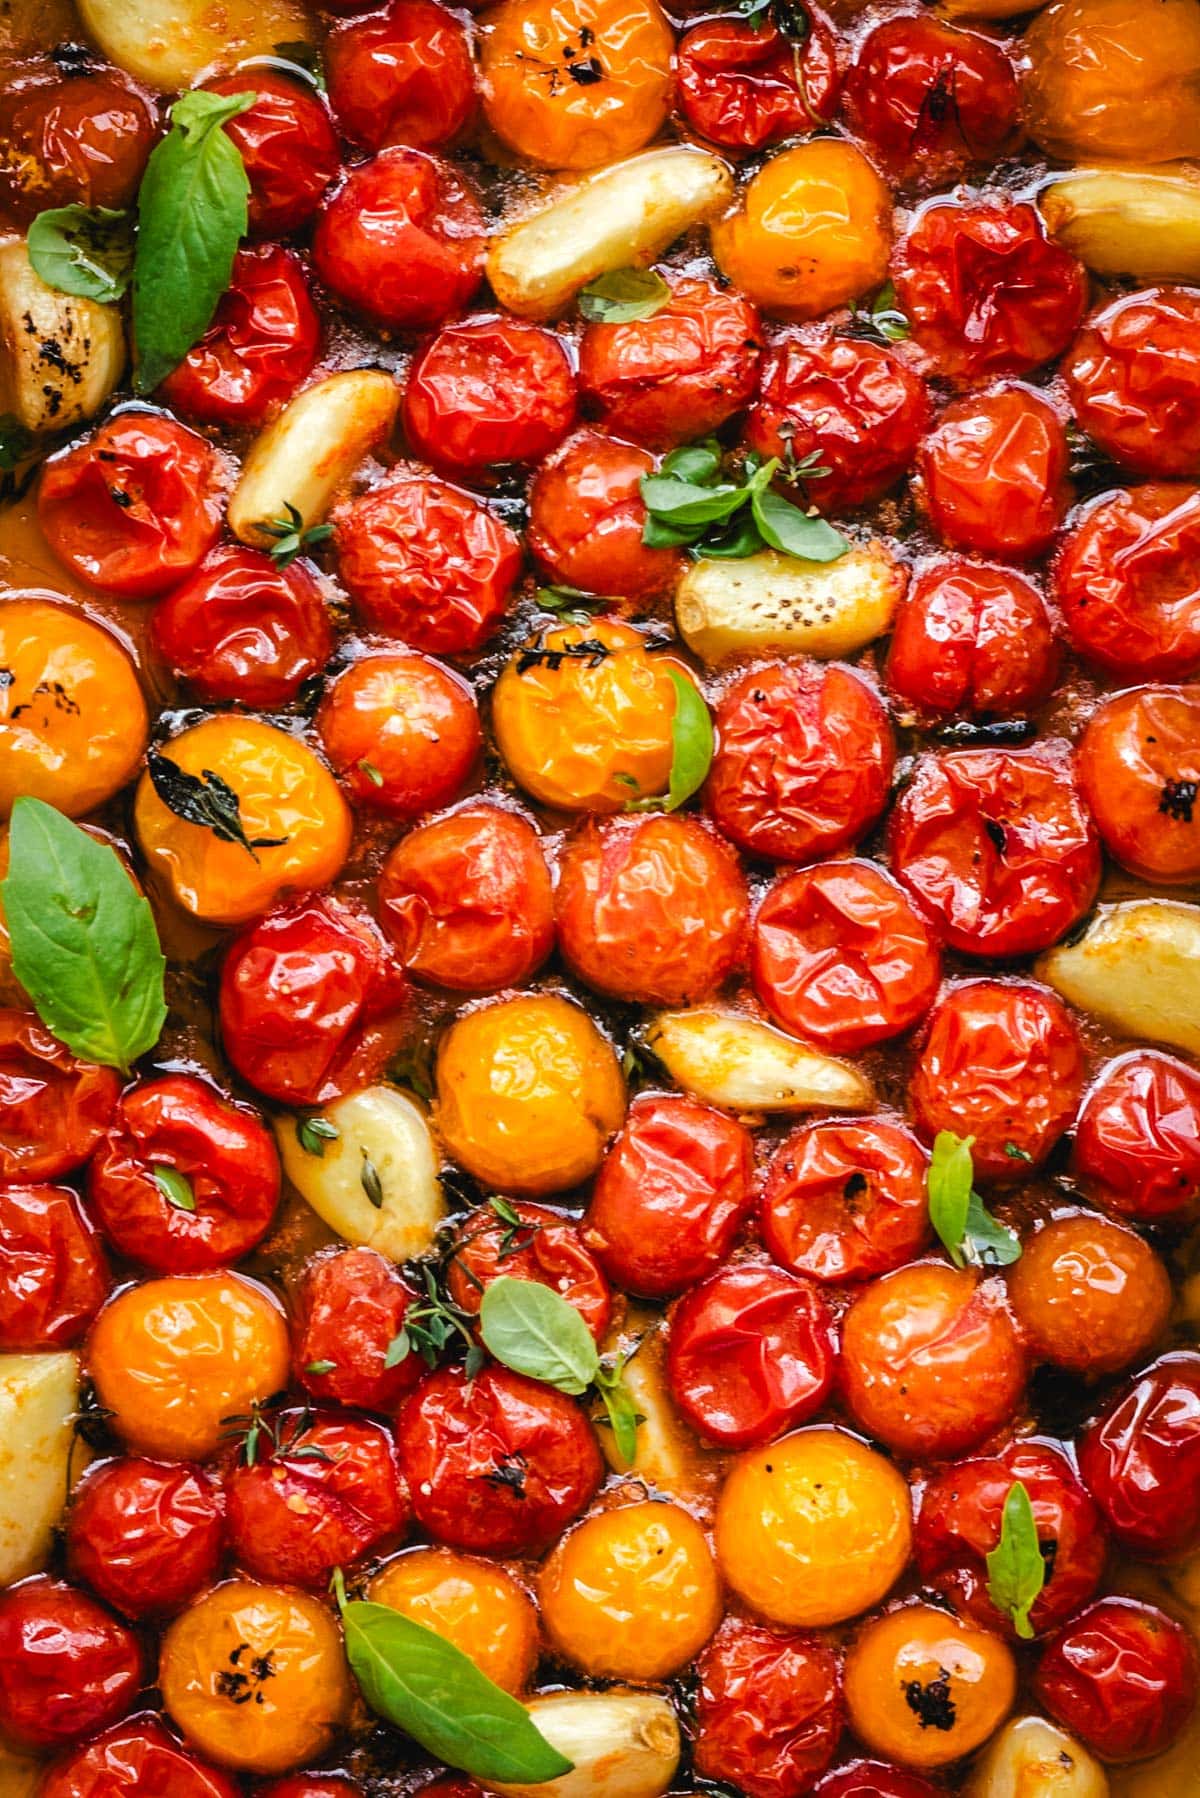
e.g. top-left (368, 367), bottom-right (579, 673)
top-left (918, 383), bottom-right (1072, 561)
top-left (317, 651), bottom-right (482, 818)
top-left (404, 318), bottom-right (576, 473)
top-left (915, 1441), bottom-right (1108, 1639)
top-left (676, 11), bottom-right (839, 152)
top-left (395, 1364), bottom-right (604, 1555)
top-left (1009, 1210), bottom-right (1172, 1378)
top-left (761, 1119), bottom-right (932, 1285)
top-left (293, 1247), bottom-right (424, 1411)
top-left (312, 147), bottom-right (484, 331)
top-left (1063, 288), bottom-right (1200, 478)
top-left (746, 330), bottom-right (930, 514)
top-left (1078, 1351), bottom-right (1200, 1561)
top-left (583, 1093), bottom-right (755, 1297)
top-left (38, 413), bottom-right (225, 599)
top-left (1055, 484), bottom-right (1200, 679)
top-left (909, 979), bottom-right (1084, 1179)
top-left (219, 894), bottom-right (410, 1109)
top-left (327, 0), bottom-right (476, 151)
top-left (705, 662), bottom-right (894, 864)
top-left (336, 473), bottom-right (522, 655)
top-left (694, 1616), bottom-right (843, 1798)
top-left (86, 1075), bottom-right (280, 1274)
top-left (527, 429), bottom-right (683, 599)
top-left (751, 860), bottom-right (941, 1053)
top-left (0, 1576), bottom-right (142, 1750)
top-left (0, 65), bottom-right (157, 222)
top-left (1077, 685), bottom-right (1200, 882)
top-left (885, 559), bottom-right (1060, 719)
top-left (1073, 1049), bottom-right (1200, 1223)
top-left (152, 545), bottom-right (333, 709)
top-left (0, 1010), bottom-right (119, 1181)
top-left (889, 744), bottom-right (1102, 958)
top-left (1034, 1598), bottom-right (1199, 1763)
top-left (814, 1765), bottom-right (940, 1798)
top-left (892, 201), bottom-right (1088, 383)
top-left (204, 72), bottom-right (340, 237)
top-left (578, 275), bottom-right (761, 450)
top-left (67, 1458), bottom-right (224, 1620)
top-left (0, 1183), bottom-right (109, 1350)
top-left (667, 1262), bottom-right (838, 1449)
top-left (38, 1714), bottom-right (241, 1798)
top-left (446, 1201), bottom-right (613, 1339)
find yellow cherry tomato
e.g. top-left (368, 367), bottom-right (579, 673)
top-left (714, 1427), bottom-right (912, 1628)
top-left (538, 1500), bottom-right (722, 1680)
top-left (1023, 0), bottom-right (1200, 164)
top-left (370, 1548), bottom-right (539, 1693)
top-left (481, 0), bottom-right (675, 170)
top-left (87, 1272), bottom-right (290, 1460)
top-left (160, 1580), bottom-right (352, 1775)
top-left (712, 141), bottom-right (892, 320)
top-left (0, 597), bottom-right (148, 818)
top-left (133, 716), bottom-right (351, 926)
top-left (492, 620), bottom-right (689, 813)
top-left (435, 992), bottom-right (626, 1193)
top-left (844, 1603), bottom-right (1017, 1770)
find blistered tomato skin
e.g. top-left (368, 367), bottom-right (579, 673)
top-left (694, 1617), bottom-right (843, 1798)
top-left (67, 1459), bottom-right (225, 1620)
top-left (152, 546), bottom-right (333, 710)
top-left (885, 560), bottom-right (1060, 720)
top-left (446, 1201), bottom-right (612, 1340)
top-left (1072, 1049), bottom-right (1200, 1222)
top-left (205, 73), bottom-right (340, 236)
top-left (0, 1010), bottom-right (119, 1182)
top-left (1022, 0), bottom-right (1200, 166)
top-left (1077, 685), bottom-right (1200, 882)
top-left (317, 651), bottom-right (482, 819)
top-left (1008, 1211), bottom-right (1172, 1376)
top-left (0, 65), bottom-right (157, 222)
top-left (0, 1184), bottom-right (108, 1350)
top-left (844, 1604), bottom-right (1017, 1770)
top-left (1057, 485), bottom-right (1200, 679)
top-left (293, 1248), bottom-right (423, 1411)
top-left (1064, 289), bottom-right (1200, 477)
top-left (1034, 1598), bottom-right (1200, 1763)
top-left (1078, 1351), bottom-right (1200, 1561)
top-left (762, 1119), bottom-right (931, 1285)
top-left (370, 1547), bottom-right (538, 1693)
top-left (38, 1714), bottom-right (242, 1798)
top-left (676, 11), bottom-right (839, 153)
top-left (918, 384), bottom-right (1072, 561)
top-left (403, 319), bottom-right (576, 473)
top-left (327, 0), bottom-right (476, 151)
top-left (527, 430), bottom-right (683, 599)
top-left (0, 1576), bottom-right (142, 1750)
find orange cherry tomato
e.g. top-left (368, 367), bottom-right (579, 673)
top-left (761, 1119), bottom-right (932, 1285)
top-left (1077, 684), bottom-right (1200, 882)
top-left (1072, 1049), bottom-right (1200, 1223)
top-left (1064, 288), bottom-right (1200, 478)
top-left (1022, 0), bottom-right (1200, 165)
top-left (317, 651), bottom-right (482, 819)
top-left (446, 1200), bottom-right (613, 1339)
top-left (843, 1604), bottom-right (1016, 1769)
top-left (327, 0), bottom-right (477, 151)
top-left (1008, 1210), bottom-right (1172, 1376)
top-left (677, 10), bottom-right (840, 152)
top-left (404, 317), bottom-right (576, 473)
top-left (885, 560), bottom-right (1059, 720)
top-left (527, 429), bottom-right (684, 600)
top-left (0, 61), bottom-right (157, 223)
top-left (918, 383), bottom-right (1072, 561)
top-left (694, 1617), bottom-right (843, 1798)
top-left (1055, 483), bottom-right (1200, 680)
top-left (370, 1548), bottom-right (538, 1693)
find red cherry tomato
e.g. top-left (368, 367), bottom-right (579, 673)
top-left (1078, 1351), bottom-right (1200, 1561)
top-left (317, 651), bottom-right (482, 817)
top-left (583, 1093), bottom-right (754, 1297)
top-left (312, 147), bottom-right (485, 331)
top-left (336, 473), bottom-right (522, 655)
top-left (67, 1458), bottom-right (224, 1619)
top-left (204, 71), bottom-right (340, 237)
top-left (843, 16), bottom-right (1021, 187)
top-left (745, 331), bottom-right (930, 514)
top-left (0, 63), bottom-right (157, 222)
top-left (1063, 287), bottom-right (1200, 478)
top-left (1077, 684), bottom-right (1200, 882)
top-left (1072, 1049), bottom-right (1200, 1223)
top-left (219, 893), bottom-right (410, 1108)
top-left (1034, 1598), bottom-right (1199, 1763)
top-left (909, 979), bottom-right (1084, 1179)
top-left (86, 1075), bottom-right (280, 1274)
top-left (885, 559), bottom-right (1059, 719)
top-left (891, 201), bottom-right (1088, 383)
top-left (918, 383), bottom-right (1071, 561)
top-left (0, 1010), bottom-right (119, 1181)
top-left (157, 244), bottom-right (319, 427)
top-left (404, 318), bottom-right (576, 473)
top-left (813, 1762), bottom-right (941, 1798)
top-left (152, 545), bottom-right (332, 709)
top-left (751, 860), bottom-right (941, 1053)
top-left (761, 1119), bottom-right (932, 1285)
top-left (378, 803), bottom-right (554, 992)
top-left (38, 413), bottom-right (226, 599)
top-left (327, 0), bottom-right (476, 150)
top-left (0, 1576), bottom-right (141, 1749)
top-left (38, 1714), bottom-right (240, 1798)
top-left (676, 11), bottom-right (839, 152)
top-left (694, 1616), bottom-right (843, 1798)
top-left (666, 1262), bottom-right (837, 1449)
top-left (0, 1183), bottom-right (109, 1349)
top-left (577, 275), bottom-right (761, 450)
top-left (293, 1247), bottom-right (424, 1411)
top-left (1055, 484), bottom-right (1200, 679)
top-left (446, 1202), bottom-right (613, 1339)
top-left (705, 661), bottom-right (894, 864)
top-left (395, 1364), bottom-right (604, 1554)
top-left (889, 744), bottom-right (1101, 958)
top-left (527, 429), bottom-right (683, 600)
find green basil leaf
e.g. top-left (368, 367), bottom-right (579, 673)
top-left (153, 1164), bottom-right (195, 1212)
top-left (625, 670), bottom-right (714, 814)
top-left (642, 512), bottom-right (704, 549)
top-left (660, 439), bottom-right (723, 486)
top-left (927, 1130), bottom-right (975, 1269)
top-left (695, 509), bottom-right (765, 560)
top-left (131, 87), bottom-right (256, 394)
top-left (750, 482), bottom-right (849, 563)
top-left (578, 266), bottom-right (670, 324)
top-left (639, 474), bottom-right (747, 528)
top-left (595, 1359), bottom-right (643, 1467)
top-left (962, 1189), bottom-right (1022, 1269)
top-left (871, 279), bottom-right (911, 342)
top-left (28, 203), bottom-right (134, 303)
top-left (985, 1479), bottom-right (1046, 1640)
top-left (479, 1274), bottom-right (599, 1396)
top-left (2, 797), bottom-right (166, 1074)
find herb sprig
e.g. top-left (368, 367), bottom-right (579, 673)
top-left (639, 440), bottom-right (848, 564)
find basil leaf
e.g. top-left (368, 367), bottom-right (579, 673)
top-left (0, 414), bottom-right (32, 472)
top-left (639, 475), bottom-right (747, 528)
top-left (578, 267), bottom-right (670, 324)
top-left (479, 1274), bottom-right (599, 1396)
top-left (927, 1131), bottom-right (1022, 1270)
top-left (962, 1189), bottom-right (1022, 1269)
top-left (153, 1165), bottom-right (196, 1212)
top-left (2, 797), bottom-right (166, 1074)
top-left (985, 1480), bottom-right (1046, 1640)
top-left (750, 481), bottom-right (849, 563)
top-left (131, 87), bottom-right (256, 394)
top-left (871, 279), bottom-right (911, 343)
top-left (594, 1355), bottom-right (643, 1467)
top-left (642, 513), bottom-right (704, 549)
top-left (698, 510), bottom-right (765, 560)
top-left (663, 671), bottom-right (714, 810)
top-left (660, 439), bottom-right (723, 485)
top-left (28, 203), bottom-right (134, 303)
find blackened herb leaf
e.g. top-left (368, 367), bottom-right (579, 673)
top-left (297, 1116), bottom-right (340, 1157)
top-left (0, 414), bottom-right (32, 472)
top-left (927, 1131), bottom-right (1021, 1270)
top-left (578, 267), bottom-right (670, 324)
top-left (146, 751), bottom-right (289, 861)
top-left (153, 1165), bottom-right (196, 1212)
top-left (985, 1479), bottom-right (1046, 1640)
top-left (772, 0), bottom-right (811, 40)
top-left (360, 1151), bottom-right (384, 1209)
top-left (28, 203), bottom-right (135, 303)
top-left (627, 671), bottom-right (713, 813)
top-left (479, 1275), bottom-right (599, 1396)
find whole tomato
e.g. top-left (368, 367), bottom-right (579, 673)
top-left (38, 413), bottom-right (226, 599)
top-left (814, 1767), bottom-right (939, 1798)
top-left (583, 1093), bottom-right (755, 1297)
top-left (67, 1457), bottom-right (224, 1619)
top-left (918, 384), bottom-right (1071, 561)
top-left (204, 71), bottom-right (340, 236)
top-left (158, 244), bottom-right (319, 427)
top-left (885, 559), bottom-right (1059, 719)
top-left (404, 318), bottom-right (576, 472)
top-left (667, 1262), bottom-right (837, 1448)
top-left (1008, 1210), bottom-right (1172, 1376)
top-left (1077, 684), bottom-right (1200, 882)
top-left (446, 1201), bottom-right (612, 1339)
top-left (0, 1183), bottom-right (109, 1349)
top-left (0, 63), bottom-right (156, 221)
top-left (152, 545), bottom-right (332, 708)
top-left (293, 1247), bottom-right (424, 1411)
top-left (327, 0), bottom-right (476, 150)
top-left (1055, 484), bottom-right (1200, 679)
top-left (1072, 1049), bottom-right (1200, 1222)
top-left (38, 1714), bottom-right (241, 1798)
top-left (1078, 1351), bottom-right (1200, 1560)
top-left (527, 429), bottom-right (683, 600)
top-left (0, 1010), bottom-right (119, 1181)
top-left (677, 11), bottom-right (839, 152)
top-left (0, 1577), bottom-right (141, 1749)
top-left (1034, 1598), bottom-right (1199, 1762)
top-left (762, 1119), bottom-right (932, 1285)
top-left (694, 1617), bottom-right (843, 1798)
top-left (317, 651), bottom-right (482, 817)
top-left (1063, 287), bottom-right (1200, 477)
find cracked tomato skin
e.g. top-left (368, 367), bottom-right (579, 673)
top-left (918, 383), bottom-right (1072, 562)
top-left (404, 318), bottom-right (576, 472)
top-left (395, 1364), bottom-right (604, 1555)
top-left (527, 429), bottom-right (683, 600)
top-left (327, 0), bottom-right (476, 151)
top-left (317, 650), bottom-right (482, 818)
top-left (152, 545), bottom-right (332, 710)
top-left (205, 72), bottom-right (340, 237)
top-left (1072, 1049), bottom-right (1200, 1223)
top-left (0, 1577), bottom-right (142, 1750)
top-left (762, 1119), bottom-right (931, 1286)
top-left (446, 1201), bottom-right (613, 1340)
top-left (0, 1010), bottom-right (119, 1182)
top-left (0, 64), bottom-right (157, 223)
top-left (293, 1247), bottom-right (424, 1411)
top-left (889, 744), bottom-right (1101, 959)
top-left (814, 1766), bottom-right (940, 1798)
top-left (67, 1459), bottom-right (225, 1621)
top-left (1077, 1351), bottom-right (1200, 1562)
top-left (676, 10), bottom-right (839, 152)
top-left (693, 1617), bottom-right (843, 1798)
top-left (1056, 484), bottom-right (1200, 679)
top-left (844, 1604), bottom-right (1017, 1771)
top-left (885, 559), bottom-right (1059, 720)
top-left (1064, 288), bottom-right (1200, 478)
top-left (1077, 685), bottom-right (1200, 883)
top-left (0, 1182), bottom-right (109, 1350)
top-left (38, 1714), bottom-right (242, 1798)
top-left (1008, 1210), bottom-right (1172, 1377)
top-left (1034, 1598), bottom-right (1199, 1763)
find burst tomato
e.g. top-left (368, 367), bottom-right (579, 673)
top-left (293, 1247), bottom-right (423, 1411)
top-left (1034, 1598), bottom-right (1199, 1762)
top-left (0, 1183), bottom-right (109, 1349)
top-left (67, 1458), bottom-right (225, 1620)
top-left (403, 318), bottom-right (576, 472)
top-left (0, 1010), bottom-right (119, 1181)
top-left (0, 63), bottom-right (156, 221)
top-left (1072, 1049), bottom-right (1200, 1222)
top-left (327, 0), bottom-right (476, 150)
top-left (1064, 287), bottom-right (1200, 477)
top-left (317, 651), bottom-right (482, 817)
top-left (676, 11), bottom-right (839, 152)
top-left (1079, 684), bottom-right (1200, 882)
top-left (152, 545), bottom-right (332, 708)
top-left (0, 1577), bottom-right (141, 1749)
top-left (446, 1202), bottom-right (612, 1340)
top-left (38, 1714), bottom-right (241, 1798)
top-left (885, 559), bottom-right (1059, 719)
top-left (1008, 1210), bottom-right (1172, 1376)
top-left (918, 383), bottom-right (1071, 561)
top-left (694, 1617), bottom-right (843, 1798)
top-left (1078, 1351), bottom-right (1200, 1560)
top-left (527, 429), bottom-right (683, 599)
top-left (157, 244), bottom-right (319, 427)
top-left (1056, 484), bottom-right (1200, 679)
top-left (204, 72), bottom-right (340, 236)
top-left (762, 1119), bottom-right (932, 1285)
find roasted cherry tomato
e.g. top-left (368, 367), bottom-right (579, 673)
top-left (1034, 1598), bottom-right (1199, 1763)
top-left (761, 1119), bottom-right (931, 1285)
top-left (67, 1458), bottom-right (225, 1620)
top-left (204, 71), bottom-right (340, 236)
top-left (312, 147), bottom-right (485, 330)
top-left (676, 11), bottom-right (839, 152)
top-left (889, 744), bottom-right (1101, 958)
top-left (1008, 1210), bottom-right (1172, 1376)
top-left (1056, 484), bottom-right (1200, 679)
top-left (844, 1603), bottom-right (1016, 1770)
top-left (1072, 1049), bottom-right (1200, 1222)
top-left (1078, 1351), bottom-right (1200, 1561)
top-left (317, 650), bottom-right (482, 818)
top-left (38, 413), bottom-right (226, 599)
top-left (157, 244), bottom-right (319, 427)
top-left (814, 1766), bottom-right (939, 1798)
top-left (892, 201), bottom-right (1088, 383)
top-left (293, 1247), bottom-right (423, 1411)
top-left (0, 62), bottom-right (157, 221)
top-left (0, 1577), bottom-right (141, 1750)
top-left (705, 661), bottom-right (894, 864)
top-left (1022, 0), bottom-right (1200, 165)
top-left (1078, 684), bottom-right (1200, 882)
top-left (918, 383), bottom-right (1071, 561)
top-left (446, 1201), bottom-right (612, 1340)
top-left (395, 1364), bottom-right (604, 1554)
top-left (0, 1009), bottom-right (119, 1181)
top-left (694, 1617), bottom-right (843, 1798)
top-left (336, 473), bottom-right (522, 655)
top-left (667, 1261), bottom-right (837, 1449)
top-left (403, 318), bottom-right (576, 473)
top-left (327, 0), bottom-right (476, 150)
top-left (152, 545), bottom-right (332, 709)
top-left (370, 1547), bottom-right (538, 1693)
top-left (0, 1183), bottom-right (109, 1349)
top-left (1064, 288), bottom-right (1200, 477)
top-left (38, 1714), bottom-right (241, 1798)
top-left (885, 559), bottom-right (1059, 720)
top-left (527, 430), bottom-right (683, 599)
top-left (909, 979), bottom-right (1084, 1178)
